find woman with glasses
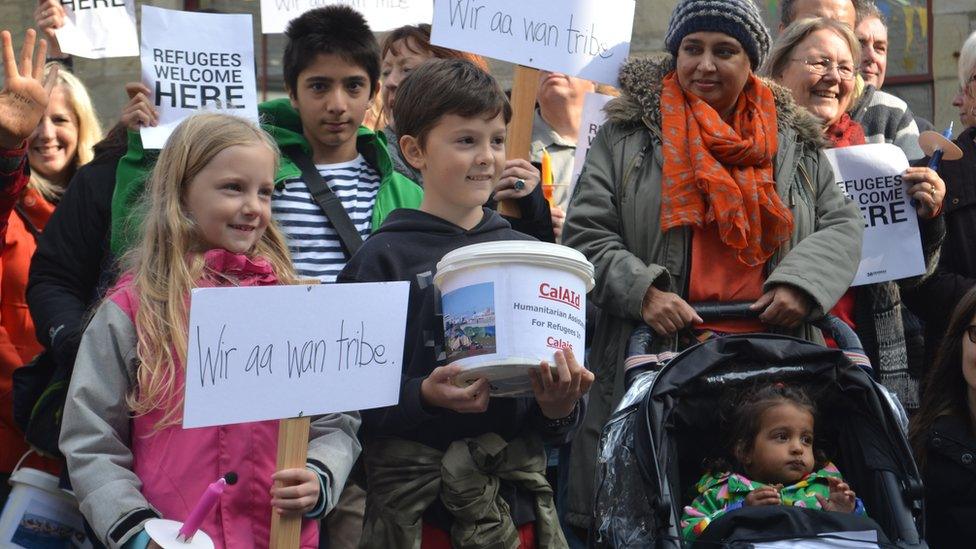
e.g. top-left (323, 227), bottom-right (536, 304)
top-left (764, 17), bottom-right (945, 411)
top-left (909, 286), bottom-right (976, 548)
top-left (560, 1), bottom-right (864, 532)
top-left (904, 30), bottom-right (976, 373)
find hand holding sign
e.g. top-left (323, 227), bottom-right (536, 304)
top-left (0, 29), bottom-right (56, 149)
top-left (269, 468), bottom-right (320, 515)
top-left (902, 166), bottom-right (946, 219)
top-left (121, 82), bottom-right (159, 130)
top-left (34, 0), bottom-right (67, 57)
top-left (824, 143), bottom-right (926, 286)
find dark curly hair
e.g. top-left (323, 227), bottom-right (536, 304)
top-left (707, 383), bottom-right (827, 475)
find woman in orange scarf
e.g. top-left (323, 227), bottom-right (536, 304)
top-left (558, 0), bottom-right (864, 533)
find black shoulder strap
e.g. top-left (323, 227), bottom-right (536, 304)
top-left (284, 145), bottom-right (363, 258)
top-left (14, 203), bottom-right (41, 240)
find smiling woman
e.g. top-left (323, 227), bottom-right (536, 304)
top-left (560, 0), bottom-right (865, 531)
top-left (0, 30), bottom-right (102, 503)
top-left (767, 17), bottom-right (947, 412)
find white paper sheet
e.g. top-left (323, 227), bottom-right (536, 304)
top-left (430, 0), bottom-right (635, 85)
top-left (139, 6), bottom-right (260, 150)
top-left (55, 0), bottom-right (138, 59)
top-left (570, 92), bottom-right (613, 185)
top-left (260, 0), bottom-right (434, 34)
top-left (183, 282), bottom-right (409, 428)
top-left (824, 143), bottom-right (926, 286)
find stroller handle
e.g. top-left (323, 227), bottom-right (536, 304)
top-left (624, 301), bottom-right (869, 387)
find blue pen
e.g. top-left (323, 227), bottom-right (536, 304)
top-left (927, 121), bottom-right (955, 171)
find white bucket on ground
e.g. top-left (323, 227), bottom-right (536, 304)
top-left (0, 466), bottom-right (92, 548)
top-left (434, 241), bottom-right (595, 397)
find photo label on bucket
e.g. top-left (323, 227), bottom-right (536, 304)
top-left (442, 282), bottom-right (498, 363)
top-left (434, 241), bottom-right (595, 397)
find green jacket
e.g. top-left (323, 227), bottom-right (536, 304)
top-left (680, 463), bottom-right (865, 541)
top-left (559, 55), bottom-right (864, 529)
top-left (110, 98), bottom-right (423, 255)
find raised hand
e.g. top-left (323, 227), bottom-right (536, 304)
top-left (0, 29), bottom-right (58, 149)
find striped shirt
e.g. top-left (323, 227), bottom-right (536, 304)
top-left (272, 155), bottom-right (380, 282)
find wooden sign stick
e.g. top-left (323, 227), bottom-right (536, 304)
top-left (270, 278), bottom-right (318, 549)
top-left (499, 65), bottom-right (540, 218)
top-left (270, 416), bottom-right (311, 548)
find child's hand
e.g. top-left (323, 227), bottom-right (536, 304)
top-left (815, 477), bottom-right (857, 513)
top-left (530, 349), bottom-right (594, 420)
top-left (270, 468), bottom-right (321, 515)
top-left (744, 485), bottom-right (782, 506)
top-left (148, 541), bottom-right (162, 549)
top-left (420, 364), bottom-right (490, 413)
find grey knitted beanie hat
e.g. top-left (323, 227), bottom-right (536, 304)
top-left (664, 0), bottom-right (772, 69)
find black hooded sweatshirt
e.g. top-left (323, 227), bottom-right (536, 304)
top-left (337, 207), bottom-right (580, 529)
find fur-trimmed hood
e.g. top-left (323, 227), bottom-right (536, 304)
top-left (606, 54), bottom-right (828, 149)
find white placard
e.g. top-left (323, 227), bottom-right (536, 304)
top-left (430, 0), bottom-right (635, 85)
top-left (140, 6), bottom-right (260, 150)
top-left (183, 282), bottom-right (409, 428)
top-left (55, 0), bottom-right (138, 59)
top-left (824, 144), bottom-right (926, 286)
top-left (260, 0), bottom-right (434, 34)
top-left (570, 91), bottom-right (613, 184)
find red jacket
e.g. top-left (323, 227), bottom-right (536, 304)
top-left (0, 144), bottom-right (59, 474)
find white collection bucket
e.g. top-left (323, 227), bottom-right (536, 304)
top-left (434, 241), bottom-right (595, 396)
top-left (0, 459), bottom-right (92, 548)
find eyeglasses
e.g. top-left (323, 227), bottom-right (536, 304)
top-left (968, 325), bottom-right (976, 344)
top-left (790, 57), bottom-right (856, 81)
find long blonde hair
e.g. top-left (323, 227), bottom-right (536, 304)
top-left (30, 63), bottom-right (102, 202)
top-left (125, 113), bottom-right (296, 429)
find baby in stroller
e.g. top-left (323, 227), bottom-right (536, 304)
top-left (681, 383), bottom-right (864, 541)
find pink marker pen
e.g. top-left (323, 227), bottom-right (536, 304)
top-left (176, 472), bottom-right (238, 542)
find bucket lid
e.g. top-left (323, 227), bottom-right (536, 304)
top-left (9, 467), bottom-right (61, 492)
top-left (434, 241), bottom-right (595, 290)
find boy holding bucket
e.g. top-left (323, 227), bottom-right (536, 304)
top-left (338, 59), bottom-right (592, 548)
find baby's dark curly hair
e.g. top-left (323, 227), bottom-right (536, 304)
top-left (706, 383), bottom-right (828, 475)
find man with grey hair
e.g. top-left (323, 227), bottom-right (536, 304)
top-left (855, 1), bottom-right (935, 132)
top-left (781, 0), bottom-right (925, 159)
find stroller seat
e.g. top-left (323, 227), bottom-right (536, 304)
top-left (593, 330), bottom-right (925, 548)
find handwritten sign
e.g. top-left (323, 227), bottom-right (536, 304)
top-left (824, 144), bottom-right (925, 286)
top-left (140, 6), bottom-right (260, 149)
top-left (183, 282), bottom-right (409, 428)
top-left (430, 0), bottom-right (634, 85)
top-left (260, 0), bottom-right (434, 34)
top-left (55, 0), bottom-right (138, 59)
top-left (570, 91), bottom-right (613, 185)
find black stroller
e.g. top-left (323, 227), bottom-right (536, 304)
top-left (592, 304), bottom-right (925, 548)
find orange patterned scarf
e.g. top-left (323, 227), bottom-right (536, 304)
top-left (659, 72), bottom-right (793, 266)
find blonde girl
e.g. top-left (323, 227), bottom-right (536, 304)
top-left (59, 113), bottom-right (361, 549)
